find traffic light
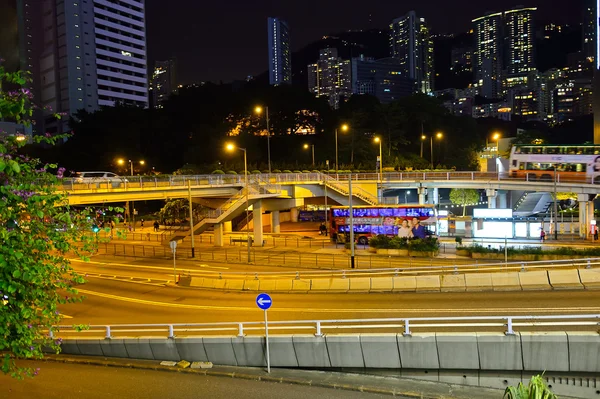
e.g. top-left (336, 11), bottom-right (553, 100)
top-left (91, 224), bottom-right (100, 233)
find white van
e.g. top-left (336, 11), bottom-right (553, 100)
top-left (74, 171), bottom-right (127, 187)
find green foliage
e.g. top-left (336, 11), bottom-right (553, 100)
top-left (211, 170), bottom-right (225, 174)
top-left (449, 188), bottom-right (480, 216)
top-left (225, 170), bottom-right (237, 175)
top-left (250, 170), bottom-right (261, 174)
top-left (408, 237), bottom-right (440, 252)
top-left (0, 67), bottom-right (112, 378)
top-left (504, 374), bottom-right (557, 399)
top-left (454, 236), bottom-right (463, 245)
top-left (282, 170), bottom-right (292, 173)
top-left (369, 235), bottom-right (438, 252)
top-left (459, 244), bottom-right (600, 257)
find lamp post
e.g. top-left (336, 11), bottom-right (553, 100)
top-left (335, 124), bottom-right (349, 174)
top-left (118, 158), bottom-right (144, 231)
top-left (430, 132), bottom-right (443, 169)
top-left (303, 143), bottom-right (315, 166)
top-left (420, 135), bottom-right (426, 158)
top-left (492, 132), bottom-right (501, 157)
top-left (255, 106), bottom-right (271, 174)
top-left (405, 190), bottom-right (410, 204)
top-left (374, 136), bottom-right (383, 201)
top-left (226, 143), bottom-right (251, 263)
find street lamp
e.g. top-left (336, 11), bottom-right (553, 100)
top-left (420, 135), bottom-right (426, 158)
top-left (226, 142), bottom-right (251, 263)
top-left (492, 132), bottom-right (501, 156)
top-left (405, 190), bottom-right (410, 204)
top-left (335, 123), bottom-right (349, 174)
top-left (117, 158), bottom-right (145, 230)
top-left (255, 106), bottom-right (271, 174)
top-left (303, 143), bottom-right (315, 166)
top-left (430, 132), bottom-right (443, 169)
top-left (374, 136), bottom-right (383, 200)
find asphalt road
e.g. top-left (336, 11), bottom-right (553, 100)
top-left (0, 361), bottom-right (387, 399)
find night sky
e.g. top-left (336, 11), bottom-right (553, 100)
top-left (146, 0), bottom-right (582, 85)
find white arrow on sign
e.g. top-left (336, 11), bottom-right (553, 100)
top-left (257, 297), bottom-right (272, 306)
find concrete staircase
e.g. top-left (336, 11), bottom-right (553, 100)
top-left (323, 175), bottom-right (378, 205)
top-left (513, 192), bottom-right (553, 216)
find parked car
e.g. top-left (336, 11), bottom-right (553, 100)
top-left (73, 171), bottom-right (127, 188)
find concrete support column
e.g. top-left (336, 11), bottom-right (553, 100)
top-left (214, 223), bottom-right (223, 247)
top-left (588, 200), bottom-right (595, 238)
top-left (290, 207), bottom-right (299, 223)
top-left (578, 194), bottom-right (589, 238)
top-left (223, 221), bottom-right (232, 233)
top-left (418, 187), bottom-right (427, 205)
top-left (486, 189), bottom-right (497, 209)
top-left (497, 191), bottom-right (508, 209)
top-left (270, 211), bottom-right (280, 234)
top-left (431, 187), bottom-right (439, 205)
top-left (253, 200), bottom-right (263, 246)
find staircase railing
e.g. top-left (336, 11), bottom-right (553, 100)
top-left (322, 174), bottom-right (378, 205)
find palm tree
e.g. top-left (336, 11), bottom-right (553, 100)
top-left (504, 374), bottom-right (557, 399)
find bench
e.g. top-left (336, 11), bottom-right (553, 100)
top-left (230, 237), bottom-right (266, 246)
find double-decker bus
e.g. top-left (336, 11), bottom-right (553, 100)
top-left (329, 204), bottom-right (438, 244)
top-left (509, 144), bottom-right (600, 183)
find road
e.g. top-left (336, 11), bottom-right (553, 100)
top-left (0, 361), bottom-right (387, 399)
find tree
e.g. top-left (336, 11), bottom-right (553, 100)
top-left (504, 374), bottom-right (557, 399)
top-left (449, 188), bottom-right (479, 216)
top-left (0, 65), bottom-right (109, 378)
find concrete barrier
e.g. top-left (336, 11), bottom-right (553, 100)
top-left (149, 338), bottom-right (180, 361)
top-left (548, 270), bottom-right (583, 290)
top-left (440, 274), bottom-right (466, 292)
top-left (174, 338), bottom-right (208, 362)
top-left (291, 279), bottom-right (311, 291)
top-left (435, 333), bottom-right (479, 369)
top-left (267, 336), bottom-right (298, 367)
top-left (397, 334), bottom-right (439, 369)
top-left (213, 279), bottom-right (227, 290)
top-left (360, 334), bottom-right (401, 368)
top-left (476, 333), bottom-right (523, 371)
top-left (566, 332), bottom-right (600, 373)
top-left (310, 279), bottom-right (331, 292)
top-left (202, 337), bottom-right (237, 366)
top-left (392, 276), bottom-right (416, 292)
top-left (293, 335), bottom-right (331, 367)
top-left (76, 339), bottom-right (104, 356)
top-left (578, 269), bottom-right (600, 289)
top-left (325, 335), bottom-right (365, 368)
top-left (369, 277), bottom-right (393, 292)
top-left (189, 277), bottom-right (205, 288)
top-left (242, 279), bottom-right (259, 291)
top-left (224, 279), bottom-right (244, 291)
top-left (258, 280), bottom-right (277, 292)
top-left (348, 277), bottom-right (370, 292)
top-left (416, 276), bottom-right (441, 292)
top-left (99, 339), bottom-right (130, 358)
top-left (520, 332), bottom-right (569, 372)
top-left (491, 272), bottom-right (521, 291)
top-left (329, 278), bottom-right (349, 293)
top-left (231, 336), bottom-right (266, 367)
top-left (123, 338), bottom-right (155, 360)
top-left (274, 279), bottom-right (293, 291)
top-left (518, 271), bottom-right (551, 291)
top-left (465, 273), bottom-right (493, 291)
top-left (60, 340), bottom-right (82, 355)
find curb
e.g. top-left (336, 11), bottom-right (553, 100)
top-left (39, 355), bottom-right (443, 398)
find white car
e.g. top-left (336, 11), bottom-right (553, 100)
top-left (73, 171), bottom-right (127, 187)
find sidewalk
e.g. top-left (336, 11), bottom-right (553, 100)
top-left (38, 354), bottom-right (519, 399)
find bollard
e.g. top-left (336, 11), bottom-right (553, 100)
top-left (295, 271), bottom-right (300, 280)
top-left (105, 326), bottom-right (112, 339)
top-left (394, 268), bottom-right (399, 277)
top-left (342, 271), bottom-right (346, 279)
top-left (255, 273), bottom-right (259, 280)
top-left (237, 323), bottom-right (245, 337)
top-left (505, 318), bottom-right (515, 335)
top-left (403, 320), bottom-right (411, 336)
top-left (168, 325), bottom-right (175, 339)
top-left (314, 321), bottom-right (323, 337)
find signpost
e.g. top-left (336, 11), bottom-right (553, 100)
top-left (256, 293), bottom-right (272, 373)
top-left (169, 241), bottom-right (177, 283)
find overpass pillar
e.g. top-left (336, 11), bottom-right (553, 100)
top-left (486, 189), bottom-right (497, 209)
top-left (214, 223), bottom-right (223, 247)
top-left (418, 187), bottom-right (427, 205)
top-left (588, 199), bottom-right (595, 239)
top-left (253, 200), bottom-right (264, 246)
top-left (290, 207), bottom-right (299, 223)
top-left (431, 187), bottom-right (439, 205)
top-left (270, 211), bottom-right (281, 234)
top-left (497, 190), bottom-right (508, 208)
top-left (578, 194), bottom-right (594, 239)
top-left (223, 221), bottom-right (232, 233)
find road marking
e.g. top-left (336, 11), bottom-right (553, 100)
top-left (82, 274), bottom-right (166, 287)
top-left (59, 313), bottom-right (73, 319)
top-left (75, 289), bottom-right (600, 314)
top-left (70, 258), bottom-right (229, 271)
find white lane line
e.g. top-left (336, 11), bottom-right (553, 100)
top-left (70, 258), bottom-right (229, 271)
top-left (75, 289), bottom-right (600, 314)
top-left (60, 314), bottom-right (73, 319)
top-left (83, 275), bottom-right (166, 287)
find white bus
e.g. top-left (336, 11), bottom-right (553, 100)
top-left (509, 144), bottom-right (600, 183)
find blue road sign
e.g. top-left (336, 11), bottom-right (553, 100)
top-left (256, 293), bottom-right (272, 310)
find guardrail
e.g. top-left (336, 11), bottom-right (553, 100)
top-left (51, 314), bottom-right (600, 339)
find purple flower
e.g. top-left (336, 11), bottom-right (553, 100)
top-left (55, 311), bottom-right (59, 315)
top-left (57, 167), bottom-right (66, 179)
top-left (29, 346), bottom-right (34, 351)
top-left (27, 324), bottom-right (32, 329)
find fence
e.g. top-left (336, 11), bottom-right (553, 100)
top-left (51, 314), bottom-right (600, 339)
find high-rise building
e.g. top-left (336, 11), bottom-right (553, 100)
top-left (14, 0), bottom-right (148, 134)
top-left (307, 48), bottom-right (351, 109)
top-left (504, 7), bottom-right (537, 77)
top-left (350, 56), bottom-right (414, 104)
top-left (267, 17), bottom-right (291, 86)
top-left (583, 0), bottom-right (597, 65)
top-left (472, 12), bottom-right (503, 99)
top-left (389, 11), bottom-right (434, 94)
top-left (150, 59), bottom-right (177, 109)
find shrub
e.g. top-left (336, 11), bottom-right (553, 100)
top-left (311, 170), bottom-right (320, 173)
top-left (504, 374), bottom-right (557, 399)
top-left (273, 169), bottom-right (282, 173)
top-left (211, 170), bottom-right (225, 174)
top-left (251, 170), bottom-right (261, 174)
top-left (409, 237), bottom-right (439, 252)
top-left (225, 170), bottom-right (237, 175)
top-left (292, 170), bottom-right (302, 173)
top-left (282, 170), bottom-right (292, 173)
top-left (301, 170), bottom-right (311, 173)
top-left (455, 236), bottom-right (462, 245)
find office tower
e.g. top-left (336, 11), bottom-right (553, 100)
top-left (150, 59), bottom-right (177, 109)
top-left (15, 0), bottom-right (148, 134)
top-left (267, 17), bottom-right (291, 85)
top-left (389, 11), bottom-right (433, 93)
top-left (307, 48), bottom-right (351, 109)
top-left (472, 12), bottom-right (503, 99)
top-left (505, 7), bottom-right (536, 76)
top-left (350, 56), bottom-right (414, 104)
top-left (583, 0), bottom-right (597, 65)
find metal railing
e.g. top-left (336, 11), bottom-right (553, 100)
top-left (51, 314), bottom-right (600, 339)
